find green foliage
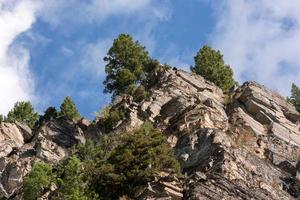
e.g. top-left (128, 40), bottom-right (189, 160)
top-left (103, 33), bottom-right (150, 97)
top-left (132, 85), bottom-right (149, 102)
top-left (7, 101), bottom-right (39, 128)
top-left (60, 96), bottom-right (81, 120)
top-left (55, 156), bottom-right (98, 200)
top-left (0, 114), bottom-right (5, 123)
top-left (23, 162), bottom-right (53, 200)
top-left (100, 105), bottom-right (125, 133)
top-left (43, 107), bottom-right (58, 120)
top-left (38, 107), bottom-right (58, 125)
top-left (23, 123), bottom-right (180, 200)
top-left (191, 45), bottom-right (235, 91)
top-left (90, 122), bottom-right (180, 199)
top-left (288, 83), bottom-right (300, 112)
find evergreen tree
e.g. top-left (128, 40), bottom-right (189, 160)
top-left (191, 45), bottom-right (235, 91)
top-left (60, 97), bottom-right (81, 120)
top-left (23, 162), bottom-right (53, 200)
top-left (103, 34), bottom-right (150, 97)
top-left (288, 83), bottom-right (300, 112)
top-left (7, 101), bottom-right (39, 128)
top-left (55, 156), bottom-right (98, 200)
top-left (38, 107), bottom-right (58, 125)
top-left (90, 122), bottom-right (180, 199)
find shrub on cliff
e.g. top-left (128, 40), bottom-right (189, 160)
top-left (23, 162), bottom-right (53, 200)
top-left (98, 105), bottom-right (125, 133)
top-left (191, 45), bottom-right (235, 91)
top-left (7, 101), bottom-right (39, 128)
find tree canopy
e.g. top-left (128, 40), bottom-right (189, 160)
top-left (60, 97), bottom-right (81, 120)
top-left (103, 33), bottom-right (152, 98)
top-left (288, 83), bottom-right (300, 112)
top-left (191, 45), bottom-right (235, 91)
top-left (7, 101), bottom-right (39, 128)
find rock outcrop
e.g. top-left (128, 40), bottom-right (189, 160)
top-left (102, 68), bottom-right (300, 199)
top-left (1, 68), bottom-right (300, 199)
top-left (0, 117), bottom-right (85, 199)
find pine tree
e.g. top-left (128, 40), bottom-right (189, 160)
top-left (288, 83), bottom-right (300, 112)
top-left (60, 97), bottom-right (81, 120)
top-left (90, 122), bottom-right (180, 199)
top-left (23, 162), bottom-right (53, 200)
top-left (103, 34), bottom-right (150, 97)
top-left (38, 107), bottom-right (58, 125)
top-left (7, 101), bottom-right (39, 128)
top-left (191, 45), bottom-right (235, 91)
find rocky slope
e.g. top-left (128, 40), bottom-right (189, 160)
top-left (1, 68), bottom-right (300, 199)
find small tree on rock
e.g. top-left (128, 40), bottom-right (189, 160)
top-left (7, 101), bottom-right (39, 128)
top-left (191, 45), bottom-right (235, 91)
top-left (288, 83), bottom-right (300, 112)
top-left (60, 97), bottom-right (81, 120)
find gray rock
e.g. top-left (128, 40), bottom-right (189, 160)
top-left (0, 117), bottom-right (85, 198)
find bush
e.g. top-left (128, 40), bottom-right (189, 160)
top-left (191, 45), bottom-right (235, 91)
top-left (23, 162), bottom-right (53, 200)
top-left (7, 101), bottom-right (39, 128)
top-left (100, 105), bottom-right (125, 133)
top-left (131, 85), bottom-right (150, 103)
top-left (60, 96), bottom-right (81, 120)
top-left (90, 122), bottom-right (181, 199)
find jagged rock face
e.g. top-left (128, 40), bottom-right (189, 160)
top-left (34, 118), bottom-right (85, 163)
top-left (0, 117), bottom-right (85, 199)
top-left (1, 68), bottom-right (300, 199)
top-left (109, 69), bottom-right (300, 199)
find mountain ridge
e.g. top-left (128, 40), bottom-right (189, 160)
top-left (1, 68), bottom-right (300, 199)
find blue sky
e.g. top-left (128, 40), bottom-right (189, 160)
top-left (1, 0), bottom-right (300, 119)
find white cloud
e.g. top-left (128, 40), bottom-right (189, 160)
top-left (210, 0), bottom-right (300, 96)
top-left (0, 0), bottom-right (171, 115)
top-left (0, 0), bottom-right (40, 115)
top-left (80, 38), bottom-right (112, 77)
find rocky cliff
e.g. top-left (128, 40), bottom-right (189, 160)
top-left (1, 68), bottom-right (300, 199)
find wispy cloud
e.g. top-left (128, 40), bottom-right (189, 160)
top-left (39, 0), bottom-right (153, 27)
top-left (0, 0), bottom-right (40, 114)
top-left (210, 0), bottom-right (300, 96)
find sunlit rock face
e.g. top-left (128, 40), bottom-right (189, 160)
top-left (2, 68), bottom-right (300, 199)
top-left (105, 68), bottom-right (300, 199)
